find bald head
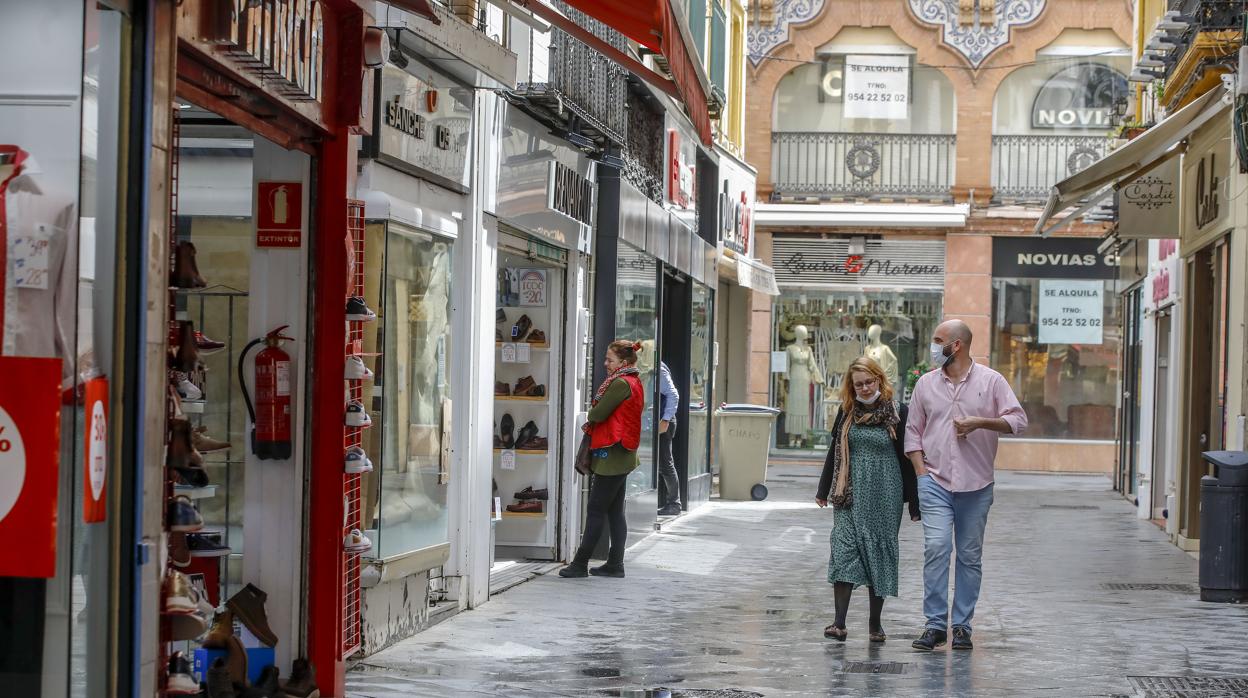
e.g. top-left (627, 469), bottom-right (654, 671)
top-left (934, 319), bottom-right (973, 358)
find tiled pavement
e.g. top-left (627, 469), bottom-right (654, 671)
top-left (347, 466), bottom-right (1248, 697)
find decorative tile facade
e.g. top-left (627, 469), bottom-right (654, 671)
top-left (746, 0), bottom-right (826, 67)
top-left (909, 0), bottom-right (1046, 68)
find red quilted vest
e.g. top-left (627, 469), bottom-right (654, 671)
top-left (590, 374), bottom-right (644, 451)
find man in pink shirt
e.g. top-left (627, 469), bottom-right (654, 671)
top-left (904, 320), bottom-right (1027, 652)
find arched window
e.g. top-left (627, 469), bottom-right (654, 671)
top-left (772, 59), bottom-right (956, 135)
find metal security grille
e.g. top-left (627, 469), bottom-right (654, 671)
top-left (1102, 583), bottom-right (1197, 593)
top-left (1127, 675), bottom-right (1248, 696)
top-left (772, 237), bottom-right (946, 290)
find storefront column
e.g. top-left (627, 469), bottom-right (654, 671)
top-left (748, 232), bottom-right (774, 406)
top-left (944, 233), bottom-right (992, 363)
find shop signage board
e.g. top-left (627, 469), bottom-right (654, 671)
top-left (83, 377), bottom-right (108, 523)
top-left (0, 357), bottom-right (62, 577)
top-left (718, 155), bottom-right (756, 255)
top-left (1181, 126), bottom-right (1230, 254)
top-left (518, 269), bottom-right (548, 307)
top-left (1038, 280), bottom-right (1104, 344)
top-left (1148, 238), bottom-right (1181, 309)
top-left (772, 238), bottom-right (945, 291)
top-left (843, 55), bottom-right (910, 120)
top-left (367, 62), bottom-right (474, 191)
top-left (256, 182), bottom-right (303, 248)
top-left (1030, 64), bottom-right (1127, 129)
top-left (736, 255), bottom-right (780, 295)
top-left (1119, 158), bottom-right (1180, 239)
top-left (667, 128), bottom-right (696, 209)
top-left (201, 0), bottom-right (325, 103)
top-left (992, 237), bottom-right (1119, 280)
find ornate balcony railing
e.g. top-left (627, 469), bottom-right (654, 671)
top-left (511, 1), bottom-right (629, 147)
top-left (769, 132), bottom-right (956, 201)
top-left (991, 135), bottom-right (1110, 203)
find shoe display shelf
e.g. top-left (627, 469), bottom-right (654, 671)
top-left (492, 268), bottom-right (563, 551)
top-left (340, 200), bottom-right (369, 659)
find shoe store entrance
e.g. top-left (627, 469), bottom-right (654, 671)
top-left (163, 100), bottom-right (318, 688)
top-left (492, 227), bottom-right (570, 566)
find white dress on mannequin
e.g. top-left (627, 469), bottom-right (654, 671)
top-left (783, 326), bottom-right (822, 436)
top-left (863, 324), bottom-right (899, 389)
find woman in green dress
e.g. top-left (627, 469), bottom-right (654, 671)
top-left (816, 357), bottom-right (921, 642)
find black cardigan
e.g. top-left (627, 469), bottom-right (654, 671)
top-left (816, 403), bottom-right (920, 520)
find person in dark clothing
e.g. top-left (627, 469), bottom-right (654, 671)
top-left (816, 357), bottom-right (921, 643)
top-left (560, 340), bottom-right (646, 579)
top-left (657, 361), bottom-right (681, 515)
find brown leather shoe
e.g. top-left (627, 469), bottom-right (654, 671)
top-left (494, 381), bottom-right (511, 397)
top-left (175, 322), bottom-right (200, 373)
top-left (202, 610), bottom-right (248, 685)
top-left (519, 382), bottom-right (546, 398)
top-left (505, 500), bottom-right (543, 513)
top-left (173, 241), bottom-right (207, 289)
top-left (511, 314), bottom-right (532, 341)
top-left (517, 436), bottom-right (548, 451)
top-left (513, 486), bottom-right (549, 501)
top-left (282, 658), bottom-right (320, 698)
top-left (193, 426), bottom-right (230, 453)
top-left (226, 583), bottom-right (278, 647)
top-left (526, 329), bottom-right (546, 344)
top-left (166, 418), bottom-right (194, 470)
top-left (513, 376), bottom-right (535, 394)
top-left (169, 532), bottom-right (191, 568)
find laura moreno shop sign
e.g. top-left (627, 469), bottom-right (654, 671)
top-left (780, 252), bottom-right (941, 277)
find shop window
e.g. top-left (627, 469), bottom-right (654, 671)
top-left (770, 290), bottom-right (944, 451)
top-left (772, 59), bottom-right (956, 135)
top-left (615, 244), bottom-right (658, 493)
top-left (990, 279), bottom-right (1123, 440)
top-left (363, 222), bottom-right (454, 558)
top-left (687, 282), bottom-right (713, 477)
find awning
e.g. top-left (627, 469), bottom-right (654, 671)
top-left (387, 0), bottom-right (441, 24)
top-left (1033, 89), bottom-right (1228, 236)
top-left (754, 203), bottom-right (970, 228)
top-left (719, 251), bottom-right (780, 295)
top-left (512, 0), bottom-right (714, 145)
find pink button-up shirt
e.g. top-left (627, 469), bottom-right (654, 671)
top-left (904, 362), bottom-right (1028, 492)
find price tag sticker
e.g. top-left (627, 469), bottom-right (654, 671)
top-left (12, 225), bottom-right (51, 289)
top-left (500, 449), bottom-right (516, 470)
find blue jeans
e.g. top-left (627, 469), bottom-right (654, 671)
top-left (917, 475), bottom-right (994, 632)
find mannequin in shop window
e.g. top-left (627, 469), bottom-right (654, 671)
top-left (863, 325), bottom-right (899, 391)
top-left (781, 325), bottom-right (823, 448)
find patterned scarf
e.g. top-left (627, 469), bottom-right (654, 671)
top-left (829, 398), bottom-right (900, 509)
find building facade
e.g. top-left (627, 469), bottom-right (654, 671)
top-left (741, 0), bottom-right (1133, 472)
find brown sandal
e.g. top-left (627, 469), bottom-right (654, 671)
top-left (869, 630), bottom-right (887, 643)
top-left (824, 624), bottom-right (847, 641)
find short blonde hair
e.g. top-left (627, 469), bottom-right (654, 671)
top-left (839, 357), bottom-right (894, 414)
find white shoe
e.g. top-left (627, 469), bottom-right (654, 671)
top-left (344, 401), bottom-right (371, 428)
top-left (175, 376), bottom-right (203, 401)
top-left (344, 355), bottom-right (374, 381)
top-left (343, 529), bottom-right (373, 554)
top-left (344, 446), bottom-right (374, 474)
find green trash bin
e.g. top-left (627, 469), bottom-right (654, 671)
top-left (715, 404), bottom-right (780, 501)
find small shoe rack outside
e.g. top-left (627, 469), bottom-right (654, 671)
top-left (341, 200), bottom-right (367, 658)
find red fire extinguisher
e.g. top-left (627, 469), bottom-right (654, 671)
top-left (239, 325), bottom-right (295, 460)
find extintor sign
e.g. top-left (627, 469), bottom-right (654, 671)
top-left (256, 181), bottom-right (303, 248)
top-left (0, 357), bottom-right (62, 577)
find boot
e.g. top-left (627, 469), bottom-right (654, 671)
top-left (175, 321), bottom-right (200, 373)
top-left (193, 426), bottom-right (231, 452)
top-left (226, 583), bottom-right (278, 647)
top-left (173, 240), bottom-right (207, 289)
top-left (239, 665), bottom-right (280, 698)
top-left (282, 658), bottom-right (320, 698)
top-left (206, 657), bottom-right (237, 698)
top-left (202, 610), bottom-right (249, 686)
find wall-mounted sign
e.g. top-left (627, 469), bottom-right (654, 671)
top-left (668, 129), bottom-right (695, 209)
top-left (0, 357), bottom-right (62, 577)
top-left (1148, 238), bottom-right (1180, 308)
top-left (1031, 63), bottom-right (1128, 130)
top-left (83, 377), bottom-right (108, 524)
top-left (214, 0), bottom-right (325, 103)
top-left (1181, 127), bottom-right (1230, 251)
top-left (548, 161), bottom-right (594, 228)
top-left (843, 54), bottom-right (910, 120)
top-left (718, 156), bottom-right (756, 255)
top-left (1038, 279), bottom-right (1104, 344)
top-left (772, 237), bottom-right (946, 290)
top-left (1119, 157), bottom-right (1179, 239)
top-left (517, 269), bottom-right (548, 307)
top-left (992, 237), bottom-right (1119, 280)
top-left (256, 181), bottom-right (303, 248)
top-left (366, 62), bottom-right (473, 190)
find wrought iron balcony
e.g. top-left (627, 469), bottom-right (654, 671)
top-left (1160, 0), bottom-right (1242, 106)
top-left (991, 135), bottom-right (1109, 204)
top-left (510, 1), bottom-right (630, 147)
top-left (769, 132), bottom-right (956, 201)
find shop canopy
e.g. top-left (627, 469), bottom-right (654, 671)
top-left (511, 0), bottom-right (715, 145)
top-left (1032, 88), bottom-right (1228, 237)
top-left (387, 0), bottom-right (441, 23)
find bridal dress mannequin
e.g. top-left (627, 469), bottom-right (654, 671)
top-left (863, 324), bottom-right (899, 389)
top-left (782, 325), bottom-right (823, 447)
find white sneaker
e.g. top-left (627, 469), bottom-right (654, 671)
top-left (345, 401), bottom-right (371, 428)
top-left (343, 528), bottom-right (373, 554)
top-left (175, 376), bottom-right (203, 401)
top-left (344, 355), bottom-right (374, 381)
top-left (344, 446), bottom-right (374, 474)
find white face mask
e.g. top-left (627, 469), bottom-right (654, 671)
top-left (930, 342), bottom-right (952, 368)
top-left (857, 390), bottom-right (882, 405)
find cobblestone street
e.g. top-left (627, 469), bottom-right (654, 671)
top-left (347, 466), bottom-right (1248, 697)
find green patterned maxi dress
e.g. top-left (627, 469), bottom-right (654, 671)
top-left (826, 423), bottom-right (903, 596)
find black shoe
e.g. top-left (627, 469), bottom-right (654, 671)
top-left (658, 504), bottom-right (682, 516)
top-left (951, 627), bottom-right (973, 650)
top-left (911, 628), bottom-right (947, 651)
top-left (558, 564), bottom-right (588, 578)
top-left (589, 564), bottom-right (625, 578)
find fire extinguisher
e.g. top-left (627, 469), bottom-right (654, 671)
top-left (239, 325), bottom-right (295, 460)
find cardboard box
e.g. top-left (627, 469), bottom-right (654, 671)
top-left (192, 647), bottom-right (275, 685)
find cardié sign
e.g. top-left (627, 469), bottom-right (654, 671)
top-left (1031, 64), bottom-right (1128, 130)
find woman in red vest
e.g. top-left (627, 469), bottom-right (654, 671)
top-left (559, 339), bottom-right (646, 578)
